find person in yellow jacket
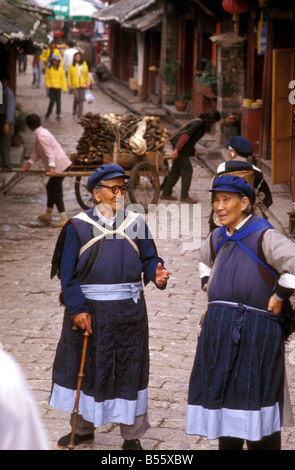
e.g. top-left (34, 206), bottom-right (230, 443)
top-left (45, 55), bottom-right (67, 121)
top-left (67, 52), bottom-right (90, 118)
top-left (40, 41), bottom-right (63, 71)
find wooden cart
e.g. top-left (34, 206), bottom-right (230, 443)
top-left (74, 150), bottom-right (169, 211)
top-left (6, 150), bottom-right (169, 212)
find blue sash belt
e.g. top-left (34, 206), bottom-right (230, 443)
top-left (81, 281), bottom-right (143, 304)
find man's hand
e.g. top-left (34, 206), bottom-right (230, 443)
top-left (155, 262), bottom-right (172, 287)
top-left (73, 312), bottom-right (92, 334)
top-left (267, 295), bottom-right (283, 315)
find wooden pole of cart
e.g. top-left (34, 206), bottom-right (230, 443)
top-left (68, 328), bottom-right (90, 450)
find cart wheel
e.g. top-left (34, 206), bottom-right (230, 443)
top-left (128, 161), bottom-right (160, 211)
top-left (75, 176), bottom-right (93, 210)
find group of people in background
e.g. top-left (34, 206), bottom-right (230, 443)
top-left (33, 37), bottom-right (94, 121)
top-left (0, 36), bottom-right (93, 173)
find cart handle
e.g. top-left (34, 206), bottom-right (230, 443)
top-left (12, 169), bottom-right (94, 177)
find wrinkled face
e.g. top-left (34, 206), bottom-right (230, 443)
top-left (93, 177), bottom-right (127, 217)
top-left (213, 191), bottom-right (249, 233)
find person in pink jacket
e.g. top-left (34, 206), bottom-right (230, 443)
top-left (22, 114), bottom-right (72, 227)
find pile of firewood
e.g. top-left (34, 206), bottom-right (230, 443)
top-left (73, 112), bottom-right (169, 166)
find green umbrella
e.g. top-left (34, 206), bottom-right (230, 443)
top-left (47, 0), bottom-right (98, 21)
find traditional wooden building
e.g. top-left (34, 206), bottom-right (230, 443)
top-left (93, 0), bottom-right (162, 101)
top-left (0, 0), bottom-right (50, 94)
top-left (95, 0), bottom-right (295, 207)
top-left (233, 0), bottom-right (295, 207)
top-left (94, 0), bottom-right (221, 106)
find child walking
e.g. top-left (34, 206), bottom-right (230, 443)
top-left (45, 55), bottom-right (67, 121)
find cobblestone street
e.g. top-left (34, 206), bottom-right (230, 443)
top-left (1, 66), bottom-right (295, 451)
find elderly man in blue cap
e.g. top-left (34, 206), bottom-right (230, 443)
top-left (49, 163), bottom-right (172, 450)
top-left (186, 174), bottom-right (295, 450)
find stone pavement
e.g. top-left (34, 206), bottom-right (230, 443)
top-left (0, 63), bottom-right (294, 452)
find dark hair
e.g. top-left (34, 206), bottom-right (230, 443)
top-left (72, 52), bottom-right (82, 65)
top-left (26, 114), bottom-right (41, 130)
top-left (0, 72), bottom-right (10, 82)
top-left (234, 192), bottom-right (254, 215)
top-left (49, 57), bottom-right (60, 69)
top-left (199, 109), bottom-right (221, 127)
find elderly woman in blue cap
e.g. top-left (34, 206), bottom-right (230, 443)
top-left (223, 135), bottom-right (272, 207)
top-left (186, 174), bottom-right (295, 450)
top-left (50, 163), bottom-right (172, 450)
top-left (208, 136), bottom-right (273, 231)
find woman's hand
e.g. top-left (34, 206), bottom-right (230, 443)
top-left (73, 312), bottom-right (92, 334)
top-left (267, 295), bottom-right (283, 315)
top-left (3, 123), bottom-right (10, 134)
top-left (155, 262), bottom-right (172, 287)
top-left (49, 166), bottom-right (56, 177)
top-left (21, 162), bottom-right (31, 173)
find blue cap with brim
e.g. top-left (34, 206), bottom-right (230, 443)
top-left (210, 174), bottom-right (256, 204)
top-left (225, 136), bottom-right (253, 156)
top-left (87, 163), bottom-right (130, 192)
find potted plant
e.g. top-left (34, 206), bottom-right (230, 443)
top-left (193, 58), bottom-right (217, 115)
top-left (174, 92), bottom-right (188, 112)
top-left (161, 59), bottom-right (181, 104)
top-left (195, 58), bottom-right (217, 93)
top-left (11, 105), bottom-right (26, 147)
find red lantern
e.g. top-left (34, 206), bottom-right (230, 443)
top-left (222, 0), bottom-right (251, 15)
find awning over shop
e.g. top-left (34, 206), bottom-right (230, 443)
top-left (0, 0), bottom-right (50, 48)
top-left (122, 7), bottom-right (162, 32)
top-left (93, 0), bottom-right (158, 26)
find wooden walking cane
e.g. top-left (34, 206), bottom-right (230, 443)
top-left (68, 328), bottom-right (90, 450)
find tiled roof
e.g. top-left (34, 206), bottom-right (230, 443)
top-left (93, 0), bottom-right (157, 23)
top-left (0, 0), bottom-right (50, 47)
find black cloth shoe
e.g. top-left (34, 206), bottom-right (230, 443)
top-left (160, 194), bottom-right (177, 200)
top-left (57, 432), bottom-right (94, 448)
top-left (122, 439), bottom-right (143, 450)
top-left (180, 196), bottom-right (198, 203)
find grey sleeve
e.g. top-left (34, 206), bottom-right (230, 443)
top-left (262, 229), bottom-right (295, 298)
top-left (5, 88), bottom-right (15, 123)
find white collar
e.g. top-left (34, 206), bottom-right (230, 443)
top-left (225, 214), bottom-right (252, 236)
top-left (93, 205), bottom-right (116, 225)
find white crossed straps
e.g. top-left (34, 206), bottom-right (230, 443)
top-left (73, 211), bottom-right (140, 258)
